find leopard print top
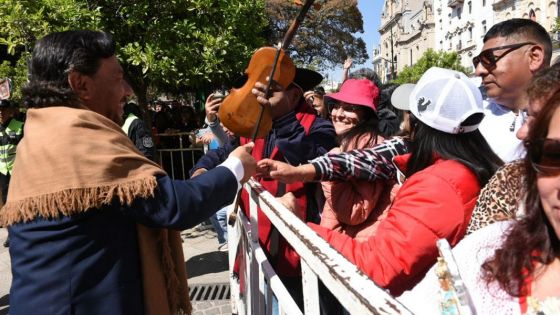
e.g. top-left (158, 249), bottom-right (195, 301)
top-left (466, 160), bottom-right (525, 235)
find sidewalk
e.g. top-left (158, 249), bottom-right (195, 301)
top-left (182, 224), bottom-right (232, 315)
top-left (0, 228), bottom-right (9, 315)
top-left (0, 225), bottom-right (231, 315)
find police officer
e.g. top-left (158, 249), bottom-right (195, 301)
top-left (0, 99), bottom-right (24, 247)
top-left (122, 102), bottom-right (155, 160)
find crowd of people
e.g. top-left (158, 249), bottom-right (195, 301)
top-left (0, 16), bottom-right (558, 315)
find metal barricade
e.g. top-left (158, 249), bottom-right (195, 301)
top-left (228, 179), bottom-right (412, 315)
top-left (155, 132), bottom-right (204, 180)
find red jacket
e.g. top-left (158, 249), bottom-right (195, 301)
top-left (310, 154), bottom-right (481, 296)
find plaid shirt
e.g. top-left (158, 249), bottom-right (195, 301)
top-left (310, 137), bottom-right (410, 182)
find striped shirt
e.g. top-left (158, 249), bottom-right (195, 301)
top-left (311, 137), bottom-right (410, 182)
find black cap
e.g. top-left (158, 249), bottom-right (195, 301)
top-left (293, 68), bottom-right (323, 92)
top-left (232, 68), bottom-right (323, 92)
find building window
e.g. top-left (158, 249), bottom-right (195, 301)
top-left (529, 9), bottom-right (536, 21)
top-left (468, 1), bottom-right (472, 14)
top-left (482, 20), bottom-right (487, 35)
top-left (483, 0), bottom-right (486, 6)
top-left (457, 7), bottom-right (462, 19)
top-left (469, 27), bottom-right (473, 40)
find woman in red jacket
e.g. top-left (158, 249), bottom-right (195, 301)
top-left (261, 67), bottom-right (503, 297)
top-left (313, 67), bottom-right (503, 296)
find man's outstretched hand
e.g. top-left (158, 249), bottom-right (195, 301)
top-left (230, 142), bottom-right (257, 183)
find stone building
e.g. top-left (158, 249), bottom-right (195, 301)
top-left (434, 0), bottom-right (559, 73)
top-left (374, 0), bottom-right (435, 82)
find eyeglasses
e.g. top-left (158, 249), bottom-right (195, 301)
top-left (331, 102), bottom-right (358, 113)
top-left (472, 42), bottom-right (535, 69)
top-left (526, 138), bottom-right (560, 176)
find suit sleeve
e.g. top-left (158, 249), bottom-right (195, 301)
top-left (189, 141), bottom-right (235, 176)
top-left (124, 166), bottom-right (238, 230)
top-left (310, 173), bottom-right (469, 296)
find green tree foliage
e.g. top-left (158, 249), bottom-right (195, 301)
top-left (0, 0), bottom-right (268, 105)
top-left (393, 49), bottom-right (469, 84)
top-left (266, 0), bottom-right (368, 71)
top-left (552, 17), bottom-right (560, 33)
top-left (0, 56), bottom-right (31, 101)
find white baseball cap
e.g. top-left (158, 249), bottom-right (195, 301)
top-left (392, 67), bottom-right (484, 134)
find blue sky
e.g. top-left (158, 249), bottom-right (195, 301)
top-left (326, 0), bottom-right (384, 81)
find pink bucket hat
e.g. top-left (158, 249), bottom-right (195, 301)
top-left (325, 79), bottom-right (380, 111)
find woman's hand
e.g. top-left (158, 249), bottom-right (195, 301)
top-left (205, 93), bottom-right (222, 123)
top-left (257, 159), bottom-right (316, 183)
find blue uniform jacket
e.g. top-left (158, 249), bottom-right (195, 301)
top-left (8, 167), bottom-right (237, 315)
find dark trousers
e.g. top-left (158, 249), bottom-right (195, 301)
top-left (0, 172), bottom-right (10, 244)
top-left (0, 172), bottom-right (10, 204)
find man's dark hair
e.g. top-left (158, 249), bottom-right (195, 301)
top-left (313, 86), bottom-right (325, 96)
top-left (123, 102), bottom-right (142, 119)
top-left (484, 18), bottom-right (552, 65)
top-left (350, 68), bottom-right (382, 88)
top-left (23, 30), bottom-right (116, 108)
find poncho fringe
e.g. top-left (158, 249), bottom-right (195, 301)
top-left (0, 176), bottom-right (158, 226)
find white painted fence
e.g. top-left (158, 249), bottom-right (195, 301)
top-left (227, 179), bottom-right (413, 315)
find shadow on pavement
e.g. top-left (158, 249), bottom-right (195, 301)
top-left (182, 226), bottom-right (216, 240)
top-left (186, 251), bottom-right (228, 278)
top-left (0, 293), bottom-right (9, 315)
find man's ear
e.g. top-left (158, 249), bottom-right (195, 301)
top-left (288, 86), bottom-right (303, 107)
top-left (528, 44), bottom-right (546, 72)
top-left (68, 71), bottom-right (92, 101)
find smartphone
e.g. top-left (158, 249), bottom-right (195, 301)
top-left (212, 91), bottom-right (225, 101)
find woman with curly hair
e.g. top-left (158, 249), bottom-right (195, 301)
top-left (400, 90), bottom-right (560, 314)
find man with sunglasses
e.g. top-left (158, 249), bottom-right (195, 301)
top-left (474, 18), bottom-right (552, 162)
top-left (467, 59), bottom-right (560, 235)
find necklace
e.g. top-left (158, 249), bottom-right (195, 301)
top-left (510, 111), bottom-right (518, 132)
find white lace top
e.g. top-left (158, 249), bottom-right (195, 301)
top-left (398, 221), bottom-right (521, 315)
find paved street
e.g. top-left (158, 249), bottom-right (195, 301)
top-left (0, 224), bottom-right (231, 315)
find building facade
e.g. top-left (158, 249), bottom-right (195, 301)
top-left (434, 0), bottom-right (559, 73)
top-left (375, 0), bottom-right (435, 82)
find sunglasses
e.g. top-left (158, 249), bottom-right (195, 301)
top-left (472, 42), bottom-right (535, 69)
top-left (331, 102), bottom-right (359, 113)
top-left (527, 138), bottom-right (560, 176)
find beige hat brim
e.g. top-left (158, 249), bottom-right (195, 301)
top-left (390, 83), bottom-right (416, 111)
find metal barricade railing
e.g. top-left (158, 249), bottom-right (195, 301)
top-left (228, 179), bottom-right (412, 315)
top-left (155, 132), bottom-right (204, 180)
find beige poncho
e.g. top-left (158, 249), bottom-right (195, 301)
top-left (1, 106), bottom-right (192, 315)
